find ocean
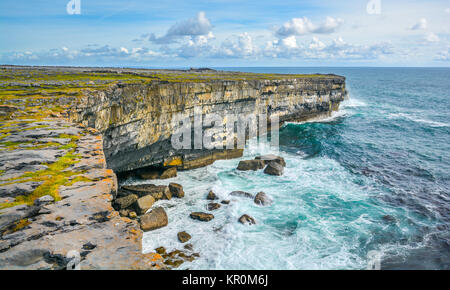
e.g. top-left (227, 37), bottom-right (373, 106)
top-left (124, 67), bottom-right (450, 269)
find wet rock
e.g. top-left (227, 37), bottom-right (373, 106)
top-left (140, 207), bottom-right (168, 231)
top-left (239, 214), bottom-right (256, 225)
top-left (183, 244), bottom-right (193, 251)
top-left (190, 212), bottom-right (214, 222)
top-left (207, 203), bottom-right (221, 211)
top-left (254, 192), bottom-right (272, 206)
top-left (237, 159), bottom-right (265, 171)
top-left (114, 194), bottom-right (138, 210)
top-left (177, 231), bottom-right (192, 243)
top-left (263, 161), bottom-right (284, 176)
top-left (155, 247), bottom-right (166, 255)
top-left (34, 195), bottom-right (54, 206)
top-left (169, 183), bottom-right (184, 198)
top-left (135, 195), bottom-right (155, 215)
top-left (221, 200), bottom-right (230, 205)
top-left (160, 167), bottom-right (177, 179)
top-left (230, 191), bottom-right (254, 199)
top-left (255, 154), bottom-right (286, 167)
top-left (206, 190), bottom-right (218, 200)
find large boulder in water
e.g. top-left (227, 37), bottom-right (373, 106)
top-left (190, 212), bottom-right (214, 222)
top-left (169, 183), bottom-right (184, 198)
top-left (160, 167), bottom-right (177, 179)
top-left (263, 161), bottom-right (284, 176)
top-left (239, 214), bottom-right (256, 225)
top-left (206, 190), bottom-right (218, 200)
top-left (255, 154), bottom-right (286, 167)
top-left (140, 207), bottom-right (168, 231)
top-left (230, 191), bottom-right (254, 199)
top-left (177, 231), bottom-right (192, 243)
top-left (237, 160), bottom-right (265, 171)
top-left (135, 195), bottom-right (155, 215)
top-left (207, 203), bottom-right (221, 211)
top-left (254, 192), bottom-right (272, 206)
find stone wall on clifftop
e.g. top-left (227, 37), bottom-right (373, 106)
top-left (69, 75), bottom-right (347, 173)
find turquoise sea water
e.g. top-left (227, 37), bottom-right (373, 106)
top-left (126, 67), bottom-right (450, 269)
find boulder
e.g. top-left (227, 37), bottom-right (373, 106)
top-left (206, 190), bottom-right (218, 200)
top-left (263, 161), bottom-right (284, 176)
top-left (114, 194), bottom-right (138, 210)
top-left (177, 231), bottom-right (192, 243)
top-left (237, 159), bottom-right (265, 171)
top-left (160, 167), bottom-right (177, 179)
top-left (119, 209), bottom-right (129, 217)
top-left (221, 200), bottom-right (230, 205)
top-left (207, 203), bottom-right (221, 211)
top-left (123, 185), bottom-right (170, 200)
top-left (190, 212), bottom-right (214, 222)
top-left (254, 192), bottom-right (272, 206)
top-left (230, 191), bottom-right (254, 199)
top-left (238, 214), bottom-right (256, 225)
top-left (255, 154), bottom-right (286, 167)
top-left (33, 195), bottom-right (54, 206)
top-left (140, 207), bottom-right (168, 231)
top-left (162, 188), bottom-right (172, 200)
top-left (155, 247), bottom-right (166, 255)
top-left (169, 183), bottom-right (184, 198)
top-left (135, 195), bottom-right (155, 215)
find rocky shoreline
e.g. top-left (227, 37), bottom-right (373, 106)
top-left (0, 66), bottom-right (346, 269)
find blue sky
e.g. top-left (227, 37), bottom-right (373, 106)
top-left (1, 0), bottom-right (449, 67)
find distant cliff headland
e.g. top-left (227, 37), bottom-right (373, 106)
top-left (0, 66), bottom-right (347, 269)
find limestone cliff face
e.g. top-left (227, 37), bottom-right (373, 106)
top-left (69, 76), bottom-right (347, 173)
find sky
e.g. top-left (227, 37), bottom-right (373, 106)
top-left (0, 0), bottom-right (449, 67)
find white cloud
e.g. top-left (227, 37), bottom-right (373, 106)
top-left (410, 18), bottom-right (427, 30)
top-left (308, 37), bottom-right (326, 50)
top-left (263, 36), bottom-right (393, 60)
top-left (275, 16), bottom-right (343, 37)
top-left (424, 32), bottom-right (439, 42)
top-left (149, 12), bottom-right (213, 44)
top-left (281, 36), bottom-right (298, 49)
top-left (177, 33), bottom-right (214, 58)
top-left (215, 32), bottom-right (257, 58)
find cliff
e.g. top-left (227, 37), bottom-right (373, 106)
top-left (69, 73), bottom-right (346, 173)
top-left (0, 66), bottom-right (346, 269)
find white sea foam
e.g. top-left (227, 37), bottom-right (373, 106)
top-left (388, 112), bottom-right (449, 127)
top-left (126, 139), bottom-right (420, 269)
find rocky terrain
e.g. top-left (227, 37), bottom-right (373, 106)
top-left (0, 65), bottom-right (347, 269)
